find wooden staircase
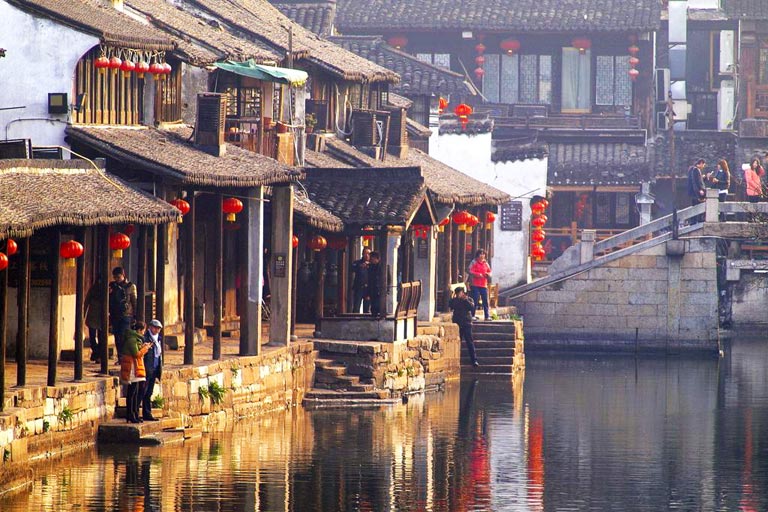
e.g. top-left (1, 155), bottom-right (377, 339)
top-left (461, 321), bottom-right (524, 375)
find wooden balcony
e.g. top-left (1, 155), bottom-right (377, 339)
top-left (224, 118), bottom-right (278, 159)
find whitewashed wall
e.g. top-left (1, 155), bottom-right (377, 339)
top-left (0, 1), bottom-right (98, 147)
top-left (429, 131), bottom-right (548, 288)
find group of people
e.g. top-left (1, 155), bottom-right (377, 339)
top-left (687, 156), bottom-right (768, 206)
top-left (85, 267), bottom-right (163, 424)
top-left (350, 247), bottom-right (383, 317)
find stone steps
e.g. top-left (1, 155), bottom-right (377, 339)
top-left (98, 417), bottom-right (185, 445)
top-left (461, 347), bottom-right (515, 357)
top-left (304, 389), bottom-right (391, 401)
top-left (460, 363), bottom-right (516, 374)
top-left (461, 355), bottom-right (516, 365)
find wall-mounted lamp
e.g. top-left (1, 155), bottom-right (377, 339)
top-left (48, 93), bottom-right (68, 114)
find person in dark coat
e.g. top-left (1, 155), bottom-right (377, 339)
top-left (350, 248), bottom-right (371, 313)
top-left (141, 319), bottom-right (164, 421)
top-left (687, 158), bottom-right (707, 207)
top-left (368, 251), bottom-right (382, 317)
top-left (449, 287), bottom-right (479, 367)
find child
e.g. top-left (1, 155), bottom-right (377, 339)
top-left (449, 287), bottom-right (479, 367)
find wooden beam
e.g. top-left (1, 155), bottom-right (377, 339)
top-left (213, 193), bottom-right (223, 360)
top-left (74, 228), bottom-right (85, 381)
top-left (16, 238), bottom-right (30, 386)
top-left (184, 189), bottom-right (196, 365)
top-left (99, 226), bottom-right (110, 374)
top-left (48, 230), bottom-right (61, 387)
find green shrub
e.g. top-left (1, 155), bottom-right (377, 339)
top-left (208, 381), bottom-right (226, 405)
top-left (151, 396), bottom-right (165, 409)
top-left (58, 407), bottom-right (74, 426)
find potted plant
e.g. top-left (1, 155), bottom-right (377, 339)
top-left (305, 113), bottom-right (318, 134)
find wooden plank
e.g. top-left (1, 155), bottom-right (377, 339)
top-left (16, 237), bottom-right (30, 386)
top-left (74, 228), bottom-right (85, 381)
top-left (48, 230), bottom-right (61, 387)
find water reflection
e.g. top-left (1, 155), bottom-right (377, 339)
top-left (5, 335), bottom-right (768, 511)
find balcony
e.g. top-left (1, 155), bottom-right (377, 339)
top-left (224, 117), bottom-right (301, 165)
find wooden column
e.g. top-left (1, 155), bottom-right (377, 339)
top-left (213, 193), bottom-right (223, 360)
top-left (450, 222), bottom-right (459, 283)
top-left (16, 237), bottom-right (30, 386)
top-left (377, 230), bottom-right (389, 317)
top-left (239, 187), bottom-right (263, 356)
top-left (314, 250), bottom-right (326, 331)
top-left (0, 248), bottom-right (7, 411)
top-left (269, 185), bottom-right (294, 345)
top-left (402, 230), bottom-right (412, 283)
top-left (337, 247), bottom-right (347, 314)
top-left (156, 220), bottom-right (167, 343)
top-left (471, 224), bottom-right (479, 259)
top-left (290, 243), bottom-right (298, 337)
top-left (442, 225), bottom-right (452, 312)
top-left (346, 238), bottom-right (359, 313)
top-left (184, 188), bottom-right (196, 365)
top-left (99, 226), bottom-right (110, 374)
top-left (74, 228), bottom-right (86, 381)
top-left (47, 230), bottom-right (61, 387)
top-left (135, 225), bottom-right (147, 322)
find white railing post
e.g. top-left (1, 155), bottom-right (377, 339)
top-left (580, 229), bottom-right (596, 263)
top-left (705, 188), bottom-right (719, 223)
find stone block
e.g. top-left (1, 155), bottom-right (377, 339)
top-left (629, 293), bottom-right (666, 306)
top-left (656, 256), bottom-right (669, 269)
top-left (680, 292), bottom-right (716, 306)
top-left (537, 290), bottom-right (576, 304)
top-left (590, 267), bottom-right (629, 280)
top-left (620, 255), bottom-right (658, 269)
top-left (680, 268), bottom-right (715, 282)
top-left (617, 304), bottom-right (658, 317)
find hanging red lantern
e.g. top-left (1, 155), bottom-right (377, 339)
top-left (475, 55), bottom-right (486, 66)
top-left (110, 233), bottom-right (131, 258)
top-left (628, 68), bottom-right (640, 81)
top-left (59, 240), bottom-right (84, 268)
top-left (135, 60), bottom-right (150, 78)
top-left (531, 202), bottom-right (545, 215)
top-left (500, 38), bottom-right (521, 55)
top-left (539, 198), bottom-right (550, 210)
top-left (0, 252), bottom-right (7, 271)
top-left (438, 97), bottom-right (449, 114)
top-left (5, 239), bottom-right (17, 256)
top-left (308, 235), bottom-right (327, 252)
top-left (149, 62), bottom-right (164, 76)
top-left (292, 235), bottom-right (299, 249)
top-left (474, 67), bottom-right (485, 80)
top-left (362, 226), bottom-right (375, 247)
top-left (485, 211), bottom-right (496, 230)
top-left (531, 216), bottom-right (547, 228)
top-left (223, 197), bottom-right (244, 222)
top-left (94, 55), bottom-right (110, 71)
top-left (170, 198), bottom-right (191, 223)
top-left (387, 35), bottom-right (408, 50)
top-left (108, 56), bottom-right (122, 73)
top-left (531, 229), bottom-right (546, 243)
top-left (474, 43), bottom-right (486, 54)
top-left (452, 210), bottom-right (470, 231)
top-left (571, 37), bottom-right (592, 54)
top-left (628, 45), bottom-right (640, 56)
top-left (162, 62), bottom-right (172, 75)
top-left (437, 217), bottom-right (451, 233)
top-left (465, 214), bottom-right (480, 234)
top-left (120, 59), bottom-right (135, 73)
top-left (328, 237), bottom-right (348, 250)
top-left (531, 243), bottom-right (546, 260)
top-left (629, 56), bottom-right (640, 68)
top-left (454, 103), bottom-right (473, 130)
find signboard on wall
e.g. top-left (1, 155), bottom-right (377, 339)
top-left (500, 201), bottom-right (523, 231)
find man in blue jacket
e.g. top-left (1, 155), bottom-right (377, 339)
top-left (141, 319), bottom-right (164, 421)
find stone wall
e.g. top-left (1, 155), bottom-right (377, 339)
top-left (730, 272), bottom-right (768, 325)
top-left (513, 239), bottom-right (720, 353)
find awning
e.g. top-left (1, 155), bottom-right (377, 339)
top-left (215, 60), bottom-right (308, 86)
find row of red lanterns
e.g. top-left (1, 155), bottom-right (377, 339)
top-left (452, 211), bottom-right (497, 233)
top-left (530, 199), bottom-right (550, 261)
top-left (94, 55), bottom-right (171, 79)
top-left (0, 239), bottom-right (18, 271)
top-left (168, 197), bottom-right (244, 223)
top-left (628, 41), bottom-right (640, 82)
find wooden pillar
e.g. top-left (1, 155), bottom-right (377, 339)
top-left (184, 188), bottom-right (196, 365)
top-left (377, 230), bottom-right (389, 317)
top-left (148, 226), bottom-right (157, 294)
top-left (239, 187), bottom-right (263, 356)
top-left (0, 247), bottom-right (7, 411)
top-left (74, 228), bottom-right (86, 381)
top-left (269, 185), bottom-right (294, 345)
top-left (442, 224), bottom-right (452, 312)
top-left (346, 238), bottom-right (359, 312)
top-left (450, 222), bottom-right (459, 283)
top-left (47, 230), bottom-right (61, 387)
top-left (213, 194), bottom-right (223, 360)
top-left (16, 237), bottom-right (30, 386)
top-left (135, 225), bottom-right (147, 322)
top-left (402, 230), bottom-right (412, 283)
top-left (99, 226), bottom-right (110, 374)
top-left (314, 250), bottom-right (326, 331)
top-left (156, 221), bottom-right (167, 343)
top-left (337, 247), bottom-right (347, 314)
top-left (290, 243), bottom-right (298, 337)
top-left (471, 224), bottom-right (479, 259)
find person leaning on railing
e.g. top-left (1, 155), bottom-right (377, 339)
top-left (706, 159), bottom-right (730, 203)
top-left (744, 159), bottom-right (762, 204)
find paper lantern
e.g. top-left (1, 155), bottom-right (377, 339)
top-left (531, 202), bottom-right (545, 215)
top-left (135, 60), bottom-right (150, 78)
top-left (119, 59), bottom-right (135, 73)
top-left (308, 235), bottom-right (327, 252)
top-left (475, 55), bottom-right (486, 66)
top-left (474, 43), bottom-right (486, 54)
top-left (5, 239), bottom-right (17, 256)
top-left (453, 210), bottom-right (470, 231)
top-left (628, 45), bottom-right (640, 56)
top-left (465, 214), bottom-right (480, 234)
top-left (362, 226), bottom-right (375, 247)
top-left (0, 253), bottom-right (7, 271)
top-left (438, 217), bottom-right (451, 233)
top-left (292, 235), bottom-right (299, 249)
top-left (485, 211), bottom-right (496, 230)
top-left (500, 38), bottom-right (521, 55)
top-left (170, 198), bottom-right (191, 223)
top-left (110, 233), bottom-right (130, 258)
top-left (629, 56), bottom-right (640, 68)
top-left (387, 35), bottom-right (408, 50)
top-left (531, 216), bottom-right (547, 228)
top-left (539, 199), bottom-right (550, 209)
top-left (59, 240), bottom-right (84, 268)
top-left (454, 103), bottom-right (473, 130)
top-left (474, 67), bottom-right (485, 80)
top-left (94, 55), bottom-right (110, 71)
top-left (629, 68), bottom-right (640, 81)
top-left (223, 197), bottom-right (244, 222)
top-left (531, 243), bottom-right (546, 260)
top-left (438, 97), bottom-right (449, 114)
top-left (571, 37), bottom-right (591, 54)
top-left (531, 229), bottom-right (546, 243)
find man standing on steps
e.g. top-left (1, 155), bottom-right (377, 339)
top-left (450, 287), bottom-right (479, 367)
top-left (109, 266), bottom-right (137, 362)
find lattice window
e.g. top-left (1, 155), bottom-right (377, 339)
top-left (595, 55), bottom-right (632, 107)
top-left (519, 54), bottom-right (538, 103)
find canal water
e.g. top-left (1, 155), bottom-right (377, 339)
top-left (3, 334), bottom-right (768, 511)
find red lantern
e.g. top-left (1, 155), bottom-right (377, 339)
top-left (110, 233), bottom-right (131, 258)
top-left (162, 62), bottom-right (172, 75)
top-left (531, 202), bottom-right (545, 215)
top-left (328, 237), bottom-right (348, 250)
top-left (120, 59), bottom-right (135, 73)
top-left (454, 103), bottom-right (473, 130)
top-left (628, 45), bottom-right (640, 56)
top-left (108, 56), bottom-right (122, 72)
top-left (531, 229), bottom-right (546, 243)
top-left (475, 55), bottom-right (486, 66)
top-left (474, 43), bottom-right (486, 54)
top-left (438, 217), bottom-right (450, 233)
top-left (438, 97), bottom-right (449, 114)
top-left (387, 35), bottom-right (408, 50)
top-left (485, 211), bottom-right (496, 230)
top-left (474, 67), bottom-right (485, 80)
top-left (539, 198), bottom-right (550, 209)
top-left (628, 68), bottom-right (640, 81)
top-left (500, 38), bottom-right (521, 55)
top-left (292, 235), bottom-right (299, 249)
top-left (308, 235), bottom-right (327, 252)
top-left (223, 197), bottom-right (244, 222)
top-left (531, 216), bottom-right (546, 228)
top-left (453, 210), bottom-right (470, 231)
top-left (170, 198), bottom-right (191, 223)
top-left (149, 62), bottom-right (164, 76)
top-left (136, 60), bottom-right (150, 78)
top-left (59, 240), bottom-right (84, 268)
top-left (629, 56), bottom-right (640, 68)
top-left (5, 239), bottom-right (17, 256)
top-left (465, 214), bottom-right (480, 234)
top-left (571, 37), bottom-right (592, 54)
top-left (0, 252), bottom-right (7, 271)
top-left (94, 55), bottom-right (110, 70)
top-left (531, 243), bottom-right (546, 260)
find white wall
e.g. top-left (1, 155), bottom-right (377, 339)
top-left (429, 131), bottom-right (548, 288)
top-left (0, 1), bottom-right (98, 147)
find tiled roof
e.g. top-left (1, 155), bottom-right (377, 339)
top-left (724, 0), bottom-right (768, 19)
top-left (271, 0), bottom-right (337, 37)
top-left (66, 125), bottom-right (301, 188)
top-left (7, 0), bottom-right (174, 51)
top-left (0, 159), bottom-right (179, 240)
top-left (302, 167), bottom-right (427, 225)
top-left (329, 36), bottom-right (469, 96)
top-left (126, 0), bottom-right (280, 65)
top-left (548, 142), bottom-right (651, 186)
top-left (336, 0), bottom-right (661, 33)
top-left (292, 189), bottom-right (345, 232)
top-left (176, 0), bottom-right (397, 83)
top-left (406, 118), bottom-right (432, 139)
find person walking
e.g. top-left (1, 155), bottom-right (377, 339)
top-left (707, 159), bottom-right (731, 203)
top-left (141, 319), bottom-right (164, 422)
top-left (449, 287), bottom-right (479, 367)
top-left (687, 158), bottom-right (707, 207)
top-left (468, 249), bottom-right (492, 321)
top-left (745, 159), bottom-right (763, 203)
top-left (350, 248), bottom-right (371, 314)
top-left (84, 275), bottom-right (103, 363)
top-left (109, 267), bottom-right (137, 362)
top-left (120, 321), bottom-right (151, 424)
top-left (368, 251), bottom-right (382, 318)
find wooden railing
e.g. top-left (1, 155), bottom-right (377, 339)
top-left (395, 281), bottom-right (422, 320)
top-left (224, 118), bottom-right (278, 159)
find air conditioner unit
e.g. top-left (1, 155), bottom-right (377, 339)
top-left (718, 80), bottom-right (735, 131)
top-left (719, 31), bottom-right (735, 74)
top-left (655, 68), bottom-right (670, 103)
top-left (194, 93), bottom-right (227, 156)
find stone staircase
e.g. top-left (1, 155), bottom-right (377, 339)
top-left (461, 321), bottom-right (524, 375)
top-left (304, 358), bottom-right (392, 404)
top-left (98, 398), bottom-right (201, 446)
